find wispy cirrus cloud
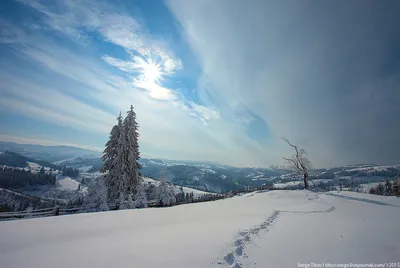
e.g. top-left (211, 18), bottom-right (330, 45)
top-left (0, 134), bottom-right (103, 152)
top-left (17, 0), bottom-right (185, 102)
top-left (166, 0), bottom-right (400, 167)
top-left (0, 0), bottom-right (273, 167)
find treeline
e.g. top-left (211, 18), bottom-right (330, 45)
top-left (339, 168), bottom-right (399, 178)
top-left (62, 166), bottom-right (80, 178)
top-left (0, 166), bottom-right (56, 188)
top-left (369, 179), bottom-right (400, 196)
top-left (175, 191), bottom-right (195, 203)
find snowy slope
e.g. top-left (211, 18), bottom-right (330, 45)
top-left (56, 177), bottom-right (80, 191)
top-left (358, 182), bottom-right (382, 193)
top-left (143, 177), bottom-right (213, 197)
top-left (0, 191), bottom-right (399, 268)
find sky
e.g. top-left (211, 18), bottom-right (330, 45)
top-left (0, 0), bottom-right (399, 168)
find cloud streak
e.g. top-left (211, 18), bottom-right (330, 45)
top-left (166, 0), bottom-right (400, 167)
top-left (2, 0), bottom-right (398, 167)
top-left (0, 0), bottom-right (272, 167)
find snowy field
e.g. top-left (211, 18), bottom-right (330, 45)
top-left (56, 177), bottom-right (80, 191)
top-left (143, 177), bottom-right (213, 197)
top-left (0, 190), bottom-right (399, 268)
top-left (274, 180), bottom-right (303, 188)
top-left (358, 182), bottom-right (382, 193)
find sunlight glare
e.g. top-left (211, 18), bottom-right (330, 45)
top-left (142, 61), bottom-right (162, 82)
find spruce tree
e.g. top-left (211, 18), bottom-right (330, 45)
top-left (103, 105), bottom-right (143, 209)
top-left (113, 105), bottom-right (141, 201)
top-left (120, 105), bottom-right (141, 194)
top-left (102, 113), bottom-right (123, 203)
top-left (101, 112), bottom-right (122, 173)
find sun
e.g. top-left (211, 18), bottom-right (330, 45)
top-left (142, 61), bottom-right (162, 83)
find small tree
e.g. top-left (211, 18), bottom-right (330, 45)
top-left (375, 183), bottom-right (385, 195)
top-left (154, 175), bottom-right (176, 206)
top-left (384, 179), bottom-right (392, 196)
top-left (86, 177), bottom-right (109, 212)
top-left (392, 179), bottom-right (400, 196)
top-left (127, 193), bottom-right (134, 209)
top-left (282, 137), bottom-right (312, 189)
top-left (369, 187), bottom-right (376, 195)
top-left (133, 180), bottom-right (148, 208)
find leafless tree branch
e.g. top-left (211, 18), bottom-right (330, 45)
top-left (281, 137), bottom-right (312, 189)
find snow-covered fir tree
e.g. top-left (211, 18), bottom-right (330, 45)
top-left (102, 105), bottom-right (144, 209)
top-left (133, 179), bottom-right (148, 208)
top-left (154, 174), bottom-right (176, 206)
top-left (111, 105), bottom-right (142, 206)
top-left (119, 105), bottom-right (141, 194)
top-left (102, 112), bottom-right (123, 203)
top-left (102, 112), bottom-right (122, 173)
top-left (86, 177), bottom-right (109, 212)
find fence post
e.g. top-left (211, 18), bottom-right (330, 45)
top-left (54, 206), bottom-right (59, 216)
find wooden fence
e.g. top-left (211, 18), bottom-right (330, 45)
top-left (0, 188), bottom-right (274, 221)
top-left (0, 193), bottom-right (228, 221)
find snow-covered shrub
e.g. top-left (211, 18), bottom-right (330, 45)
top-left (133, 180), bottom-right (148, 208)
top-left (86, 177), bottom-right (109, 212)
top-left (154, 176), bottom-right (176, 206)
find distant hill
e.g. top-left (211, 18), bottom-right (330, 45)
top-left (0, 142), bottom-right (281, 193)
top-left (5, 141), bottom-right (399, 193)
top-left (0, 151), bottom-right (58, 169)
top-left (0, 141), bottom-right (100, 162)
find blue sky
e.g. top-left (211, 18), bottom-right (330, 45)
top-left (0, 0), bottom-right (399, 168)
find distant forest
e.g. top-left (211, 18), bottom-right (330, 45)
top-left (0, 166), bottom-right (56, 189)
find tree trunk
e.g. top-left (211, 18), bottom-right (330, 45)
top-left (303, 173), bottom-right (309, 189)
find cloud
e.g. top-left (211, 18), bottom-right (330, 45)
top-left (1, 0), bottom-right (271, 167)
top-left (0, 134), bottom-right (103, 152)
top-left (17, 0), bottom-right (183, 101)
top-left (6, 0), bottom-right (397, 167)
top-left (166, 0), bottom-right (400, 167)
top-left (190, 102), bottom-right (220, 121)
top-left (0, 71), bottom-right (114, 133)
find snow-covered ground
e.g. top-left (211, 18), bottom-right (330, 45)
top-left (274, 180), bottom-right (303, 188)
top-left (358, 182), bottom-right (382, 193)
top-left (56, 177), bottom-right (80, 191)
top-left (0, 190), bottom-right (398, 268)
top-left (346, 165), bottom-right (400, 172)
top-left (77, 165), bottom-right (93, 172)
top-left (143, 177), bottom-right (213, 197)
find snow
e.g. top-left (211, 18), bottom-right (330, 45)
top-left (201, 168), bottom-right (217, 174)
top-left (56, 177), bottom-right (80, 191)
top-left (26, 162), bottom-right (51, 173)
top-left (77, 165), bottom-right (93, 172)
top-left (358, 182), bottom-right (382, 192)
top-left (274, 180), bottom-right (303, 188)
top-left (53, 154), bottom-right (100, 165)
top-left (144, 177), bottom-right (213, 197)
top-left (346, 165), bottom-right (400, 172)
top-left (0, 190), bottom-right (399, 268)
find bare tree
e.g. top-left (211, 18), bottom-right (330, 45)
top-left (281, 137), bottom-right (312, 189)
